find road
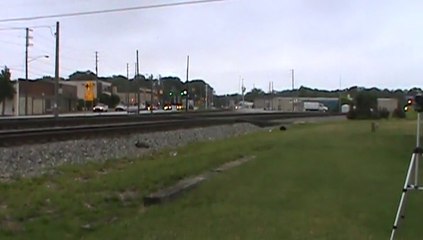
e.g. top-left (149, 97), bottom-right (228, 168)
top-left (0, 108), bottom-right (280, 120)
top-left (0, 109), bottom-right (172, 119)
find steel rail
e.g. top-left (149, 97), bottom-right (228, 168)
top-left (0, 113), bottom-right (345, 147)
top-left (0, 111), bottom-right (341, 130)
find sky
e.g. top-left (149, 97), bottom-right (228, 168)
top-left (1, 0), bottom-right (423, 95)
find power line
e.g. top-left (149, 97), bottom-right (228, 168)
top-left (0, 0), bottom-right (225, 23)
top-left (0, 25), bottom-right (55, 32)
top-left (0, 39), bottom-right (23, 47)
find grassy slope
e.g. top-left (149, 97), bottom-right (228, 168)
top-left (1, 118), bottom-right (422, 239)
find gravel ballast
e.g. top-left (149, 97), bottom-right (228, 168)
top-left (0, 123), bottom-right (263, 179)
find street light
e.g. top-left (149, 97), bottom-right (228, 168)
top-left (28, 55), bottom-right (49, 63)
top-left (15, 55), bottom-right (49, 116)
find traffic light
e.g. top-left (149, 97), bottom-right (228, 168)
top-left (169, 92), bottom-right (173, 96)
top-left (180, 89), bottom-right (188, 96)
top-left (402, 96), bottom-right (423, 112)
top-left (414, 95), bottom-right (423, 112)
top-left (404, 98), bottom-right (413, 112)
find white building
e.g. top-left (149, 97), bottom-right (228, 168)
top-left (61, 79), bottom-right (112, 101)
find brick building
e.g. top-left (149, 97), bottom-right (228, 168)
top-left (11, 79), bottom-right (77, 115)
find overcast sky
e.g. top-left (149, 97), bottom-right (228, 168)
top-left (1, 0), bottom-right (423, 94)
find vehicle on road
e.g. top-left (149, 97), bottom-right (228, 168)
top-left (163, 104), bottom-right (172, 111)
top-left (303, 102), bottom-right (328, 112)
top-left (93, 103), bottom-right (109, 112)
top-left (175, 104), bottom-right (183, 110)
top-left (114, 104), bottom-right (127, 111)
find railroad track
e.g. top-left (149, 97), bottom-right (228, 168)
top-left (0, 111), bottom-right (341, 130)
top-left (0, 112), bottom-right (345, 147)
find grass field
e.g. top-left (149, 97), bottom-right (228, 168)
top-left (1, 118), bottom-right (423, 239)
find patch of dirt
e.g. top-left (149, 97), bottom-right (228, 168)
top-left (0, 219), bottom-right (24, 233)
top-left (118, 189), bottom-right (140, 204)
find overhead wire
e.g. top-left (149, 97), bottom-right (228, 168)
top-left (0, 39), bottom-right (23, 47)
top-left (0, 0), bottom-right (224, 23)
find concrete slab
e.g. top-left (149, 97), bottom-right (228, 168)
top-left (143, 156), bottom-right (256, 206)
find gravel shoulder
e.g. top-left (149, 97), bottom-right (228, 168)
top-left (0, 116), bottom-right (346, 179)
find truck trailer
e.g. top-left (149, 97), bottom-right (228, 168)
top-left (303, 101), bottom-right (328, 112)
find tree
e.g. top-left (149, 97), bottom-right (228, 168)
top-left (98, 93), bottom-right (120, 108)
top-left (244, 88), bottom-right (265, 102)
top-left (349, 91), bottom-right (379, 119)
top-left (0, 67), bottom-right (15, 116)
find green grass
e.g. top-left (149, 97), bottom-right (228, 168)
top-left (0, 119), bottom-right (422, 239)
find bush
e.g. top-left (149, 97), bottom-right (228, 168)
top-left (347, 108), bottom-right (386, 120)
top-left (392, 108), bottom-right (406, 118)
top-left (76, 99), bottom-right (85, 111)
top-left (378, 108), bottom-right (390, 119)
top-left (370, 110), bottom-right (381, 120)
top-left (347, 109), bottom-right (357, 119)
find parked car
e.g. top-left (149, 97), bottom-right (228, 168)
top-left (114, 104), bottom-right (127, 111)
top-left (93, 103), bottom-right (109, 112)
top-left (163, 104), bottom-right (172, 111)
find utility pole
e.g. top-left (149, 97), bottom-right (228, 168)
top-left (205, 84), bottom-right (208, 110)
top-left (241, 78), bottom-right (245, 104)
top-left (54, 21), bottom-right (60, 118)
top-left (24, 27), bottom-right (30, 115)
top-left (95, 51), bottom-right (99, 104)
top-left (126, 63), bottom-right (130, 110)
top-left (185, 55), bottom-right (189, 112)
top-left (150, 75), bottom-right (154, 113)
top-left (136, 50), bottom-right (139, 77)
top-left (22, 27), bottom-right (34, 115)
top-left (291, 69), bottom-right (295, 112)
top-left (95, 51), bottom-right (98, 76)
top-left (25, 27), bottom-right (29, 115)
top-left (339, 74), bottom-right (342, 112)
top-left (136, 50), bottom-right (140, 114)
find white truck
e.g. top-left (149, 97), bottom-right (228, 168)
top-left (303, 101), bottom-right (328, 112)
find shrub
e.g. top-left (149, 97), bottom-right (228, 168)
top-left (378, 108), bottom-right (390, 119)
top-left (392, 108), bottom-right (406, 118)
top-left (347, 109), bottom-right (357, 119)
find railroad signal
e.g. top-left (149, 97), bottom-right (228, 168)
top-left (404, 97), bottom-right (415, 112)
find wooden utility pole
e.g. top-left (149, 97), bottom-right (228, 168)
top-left (291, 69), bottom-right (295, 112)
top-left (185, 55), bottom-right (189, 112)
top-left (126, 63), bottom-right (129, 110)
top-left (136, 50), bottom-right (140, 114)
top-left (95, 51), bottom-right (99, 104)
top-left (54, 21), bottom-right (60, 118)
top-left (205, 84), bottom-right (208, 110)
top-left (24, 27), bottom-right (30, 115)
